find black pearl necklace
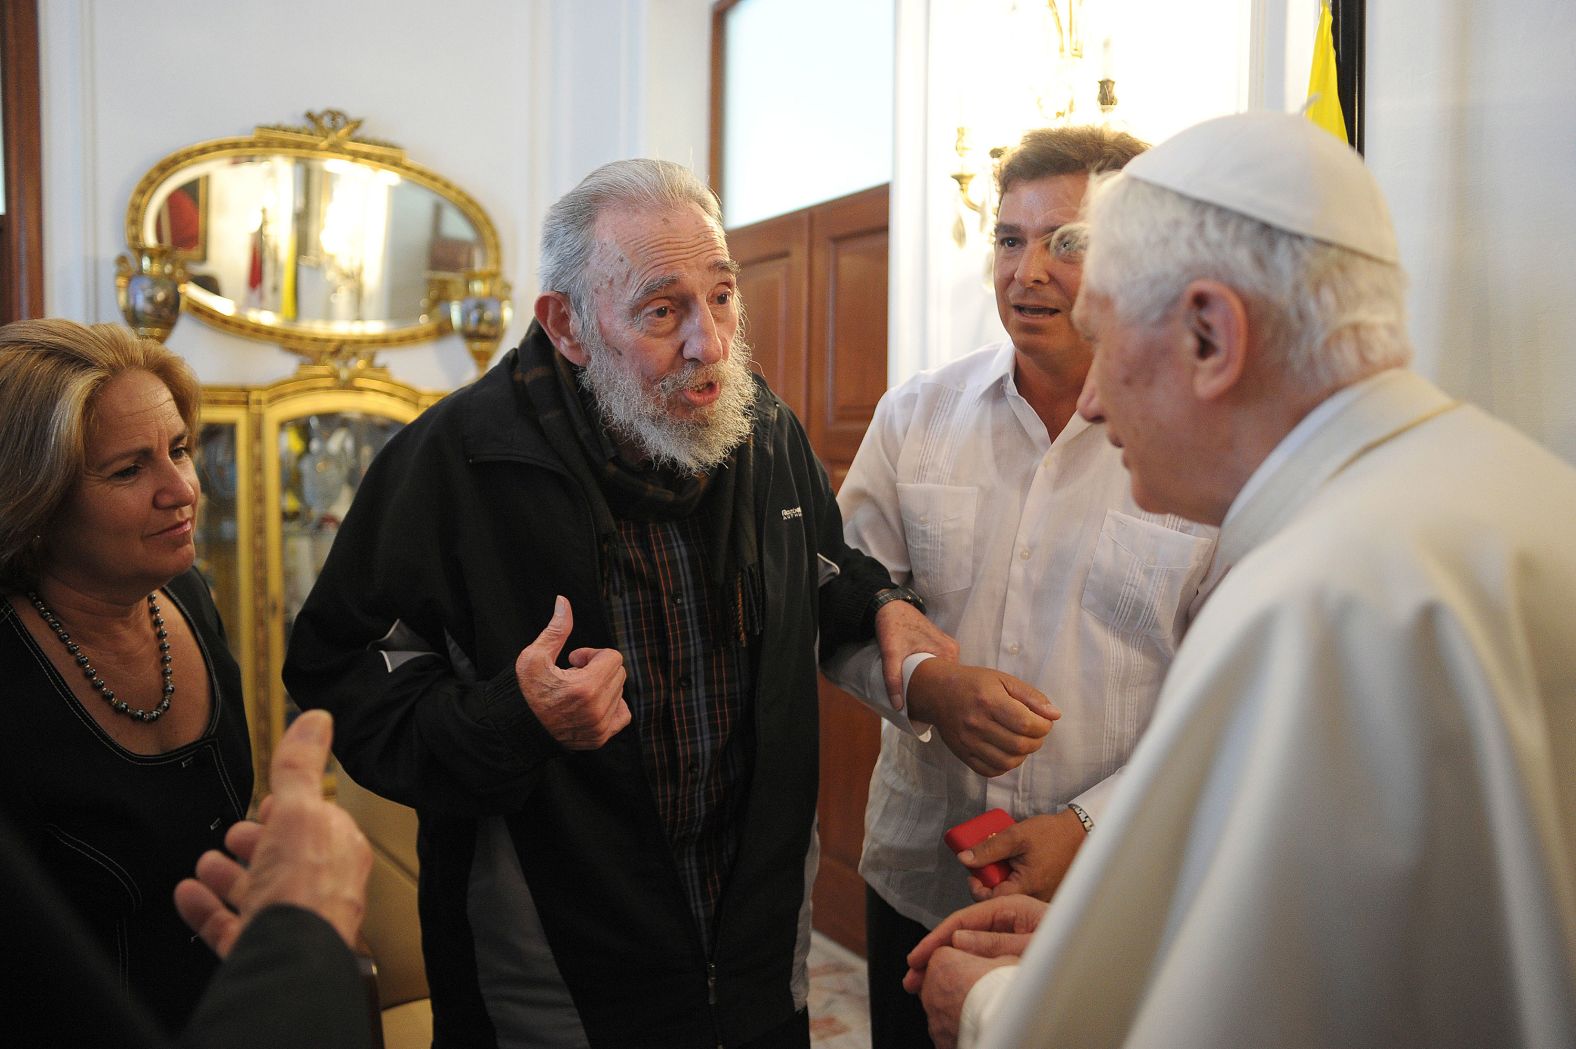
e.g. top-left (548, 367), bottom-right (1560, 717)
top-left (28, 592), bottom-right (173, 723)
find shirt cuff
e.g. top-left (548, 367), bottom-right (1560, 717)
top-left (1069, 766), bottom-right (1124, 826)
top-left (958, 963), bottom-right (1019, 1049)
top-left (821, 642), bottom-right (933, 740)
top-left (819, 636), bottom-right (926, 733)
top-left (900, 652), bottom-right (936, 736)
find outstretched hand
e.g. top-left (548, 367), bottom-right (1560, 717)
top-left (174, 710), bottom-right (372, 959)
top-left (903, 894), bottom-right (1048, 994)
top-left (515, 595), bottom-right (630, 749)
top-left (904, 895), bottom-right (1049, 1049)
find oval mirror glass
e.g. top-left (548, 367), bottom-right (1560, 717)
top-left (127, 111), bottom-right (502, 355)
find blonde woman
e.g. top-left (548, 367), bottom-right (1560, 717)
top-left (0, 319), bottom-right (252, 1033)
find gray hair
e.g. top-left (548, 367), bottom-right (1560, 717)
top-left (1083, 173), bottom-right (1412, 394)
top-left (538, 159), bottom-right (723, 331)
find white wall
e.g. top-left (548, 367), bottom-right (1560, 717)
top-left (40, 0), bottom-right (712, 392)
top-left (1366, 1), bottom-right (1576, 464)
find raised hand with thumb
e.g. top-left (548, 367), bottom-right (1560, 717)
top-left (514, 595), bottom-right (630, 749)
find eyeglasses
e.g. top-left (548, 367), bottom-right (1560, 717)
top-left (1048, 223), bottom-right (1089, 262)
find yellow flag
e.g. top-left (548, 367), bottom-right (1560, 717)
top-left (1306, 1), bottom-right (1348, 143)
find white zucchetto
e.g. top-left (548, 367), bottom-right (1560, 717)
top-left (1124, 111), bottom-right (1400, 264)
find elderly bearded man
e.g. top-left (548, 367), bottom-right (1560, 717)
top-left (285, 159), bottom-right (953, 1049)
top-left (905, 112), bottom-right (1576, 1049)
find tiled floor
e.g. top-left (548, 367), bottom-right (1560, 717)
top-left (807, 932), bottom-right (871, 1049)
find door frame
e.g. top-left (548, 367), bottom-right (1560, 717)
top-left (1, 0), bottom-right (45, 321)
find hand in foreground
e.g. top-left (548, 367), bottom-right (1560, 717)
top-left (174, 710), bottom-right (372, 959)
top-left (905, 659), bottom-right (1059, 776)
top-left (873, 598), bottom-right (960, 710)
top-left (917, 947), bottom-right (1019, 1049)
top-left (904, 895), bottom-right (1048, 1049)
top-left (515, 595), bottom-right (630, 749)
top-left (904, 894), bottom-right (1048, 994)
top-left (961, 809), bottom-right (1088, 902)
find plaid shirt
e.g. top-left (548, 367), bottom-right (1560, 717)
top-left (607, 515), bottom-right (751, 952)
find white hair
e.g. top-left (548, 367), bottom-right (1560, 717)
top-left (538, 158), bottom-right (723, 331)
top-left (1082, 173), bottom-right (1412, 394)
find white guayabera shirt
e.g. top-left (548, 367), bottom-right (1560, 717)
top-left (827, 341), bottom-right (1216, 929)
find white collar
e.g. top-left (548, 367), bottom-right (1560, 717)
top-left (995, 344), bottom-right (1098, 446)
top-left (1192, 370), bottom-right (1456, 610)
top-left (1221, 378), bottom-right (1370, 530)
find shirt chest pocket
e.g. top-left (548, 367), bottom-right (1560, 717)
top-left (896, 482), bottom-right (977, 596)
top-left (1080, 510), bottom-right (1213, 648)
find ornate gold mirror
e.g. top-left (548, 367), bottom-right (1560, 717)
top-left (125, 109), bottom-right (508, 367)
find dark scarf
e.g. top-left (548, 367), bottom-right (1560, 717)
top-left (513, 323), bottom-right (763, 646)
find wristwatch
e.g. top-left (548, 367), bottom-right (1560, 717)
top-left (867, 584), bottom-right (926, 626)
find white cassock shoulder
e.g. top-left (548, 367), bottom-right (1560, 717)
top-left (975, 516), bottom-right (1576, 1049)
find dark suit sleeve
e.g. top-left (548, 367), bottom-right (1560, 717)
top-left (179, 906), bottom-right (373, 1049)
top-left (774, 397), bottom-right (896, 653)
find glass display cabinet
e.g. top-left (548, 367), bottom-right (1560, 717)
top-left (193, 369), bottom-right (443, 791)
top-left (192, 389), bottom-right (255, 739)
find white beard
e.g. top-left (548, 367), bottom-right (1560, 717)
top-left (577, 325), bottom-right (756, 474)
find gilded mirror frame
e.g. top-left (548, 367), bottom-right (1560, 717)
top-left (125, 109), bottom-right (502, 363)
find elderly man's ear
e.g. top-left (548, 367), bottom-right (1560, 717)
top-left (1183, 279), bottom-right (1248, 401)
top-left (535, 292), bottom-right (590, 366)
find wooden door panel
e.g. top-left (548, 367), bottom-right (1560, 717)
top-left (808, 184), bottom-right (890, 477)
top-left (813, 676), bottom-right (881, 955)
top-left (728, 210), bottom-right (810, 420)
top-left (1, 0), bottom-right (45, 321)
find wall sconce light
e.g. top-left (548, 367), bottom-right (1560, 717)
top-left (447, 269), bottom-right (513, 377)
top-left (951, 128), bottom-right (1007, 247)
top-left (950, 72), bottom-right (1119, 244)
top-left (950, 1), bottom-right (1119, 243)
top-left (115, 244), bottom-right (187, 343)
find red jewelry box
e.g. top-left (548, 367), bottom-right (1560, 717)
top-left (943, 808), bottom-right (1015, 888)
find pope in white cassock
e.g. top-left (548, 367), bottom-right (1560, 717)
top-left (905, 111), bottom-right (1576, 1049)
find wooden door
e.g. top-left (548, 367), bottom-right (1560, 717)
top-left (805, 186), bottom-right (890, 488)
top-left (1, 0), bottom-right (45, 321)
top-left (729, 209), bottom-right (809, 418)
top-left (729, 184), bottom-right (890, 955)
